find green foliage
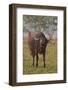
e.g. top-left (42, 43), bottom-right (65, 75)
top-left (23, 15), bottom-right (57, 32)
top-left (23, 15), bottom-right (57, 25)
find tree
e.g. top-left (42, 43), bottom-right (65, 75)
top-left (23, 15), bottom-right (57, 38)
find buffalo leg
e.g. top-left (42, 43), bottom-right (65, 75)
top-left (32, 55), bottom-right (35, 67)
top-left (43, 53), bottom-right (45, 67)
top-left (36, 54), bottom-right (38, 67)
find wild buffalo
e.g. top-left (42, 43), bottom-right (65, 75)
top-left (28, 31), bottom-right (52, 67)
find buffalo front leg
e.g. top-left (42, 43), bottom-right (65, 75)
top-left (36, 54), bottom-right (38, 67)
top-left (32, 55), bottom-right (35, 67)
top-left (43, 53), bottom-right (45, 67)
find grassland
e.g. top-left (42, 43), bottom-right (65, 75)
top-left (23, 35), bottom-right (57, 75)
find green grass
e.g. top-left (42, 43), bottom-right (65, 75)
top-left (23, 36), bottom-right (57, 75)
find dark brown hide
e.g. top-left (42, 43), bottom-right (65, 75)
top-left (28, 31), bottom-right (49, 67)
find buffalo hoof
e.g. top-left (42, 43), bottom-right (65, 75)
top-left (32, 64), bottom-right (34, 67)
top-left (36, 65), bottom-right (38, 68)
top-left (44, 64), bottom-right (46, 67)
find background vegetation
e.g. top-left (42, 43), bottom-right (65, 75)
top-left (23, 15), bottom-right (57, 34)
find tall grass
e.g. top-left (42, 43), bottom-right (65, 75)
top-left (23, 35), bottom-right (57, 75)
